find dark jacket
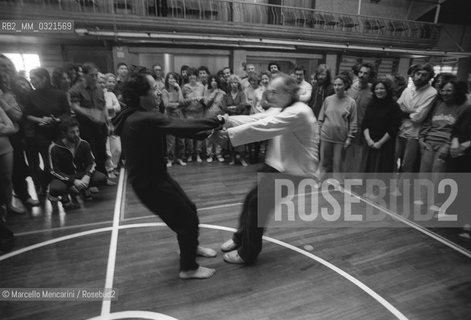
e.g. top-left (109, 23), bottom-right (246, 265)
top-left (49, 138), bottom-right (96, 186)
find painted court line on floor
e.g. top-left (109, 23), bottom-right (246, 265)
top-left (339, 186), bottom-right (471, 259)
top-left (15, 203), bottom-right (244, 237)
top-left (0, 223), bottom-right (409, 320)
top-left (101, 167), bottom-right (127, 318)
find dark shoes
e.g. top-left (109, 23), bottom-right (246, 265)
top-left (7, 205), bottom-right (26, 215)
top-left (24, 197), bottom-right (40, 207)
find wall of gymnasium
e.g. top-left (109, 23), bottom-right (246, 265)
top-left (314, 0), bottom-right (410, 19)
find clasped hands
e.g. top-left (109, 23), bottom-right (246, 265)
top-left (71, 175), bottom-right (91, 193)
top-left (366, 138), bottom-right (381, 149)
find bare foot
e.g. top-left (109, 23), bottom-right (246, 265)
top-left (179, 266), bottom-right (216, 279)
top-left (197, 246), bottom-right (217, 258)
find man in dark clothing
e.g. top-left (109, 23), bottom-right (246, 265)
top-left (68, 63), bottom-right (109, 175)
top-left (113, 72), bottom-right (225, 279)
top-left (49, 116), bottom-right (107, 209)
top-left (309, 64), bottom-right (334, 119)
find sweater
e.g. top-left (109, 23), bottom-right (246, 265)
top-left (362, 98), bottom-right (402, 141)
top-left (318, 94), bottom-right (358, 143)
top-left (419, 101), bottom-right (462, 144)
top-left (397, 83), bottom-right (437, 139)
top-left (116, 108), bottom-right (221, 188)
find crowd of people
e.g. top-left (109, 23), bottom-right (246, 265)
top-left (1, 53), bottom-right (471, 253)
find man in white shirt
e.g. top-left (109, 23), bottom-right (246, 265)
top-left (395, 63), bottom-right (437, 174)
top-left (294, 65), bottom-right (313, 104)
top-left (218, 73), bottom-right (318, 265)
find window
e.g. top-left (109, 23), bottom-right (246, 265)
top-left (2, 53), bottom-right (41, 79)
top-left (433, 65), bottom-right (458, 75)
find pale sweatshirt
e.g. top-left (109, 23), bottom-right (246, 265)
top-left (318, 94), bottom-right (358, 143)
top-left (397, 83), bottom-right (437, 139)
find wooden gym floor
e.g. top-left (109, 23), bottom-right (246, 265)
top-left (1, 163), bottom-right (470, 320)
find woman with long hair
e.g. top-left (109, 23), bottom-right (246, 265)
top-left (419, 80), bottom-right (467, 174)
top-left (362, 78), bottom-right (402, 173)
top-left (416, 80), bottom-right (468, 208)
top-left (318, 73), bottom-right (357, 180)
top-left (0, 69), bottom-right (25, 215)
top-left (224, 74), bottom-right (250, 166)
top-left (112, 72), bottom-right (225, 279)
top-left (1, 54), bottom-right (38, 209)
top-left (182, 68), bottom-right (205, 162)
top-left (25, 67), bottom-right (70, 195)
top-left (204, 74), bottom-right (226, 162)
top-left (162, 72), bottom-right (186, 167)
top-left (97, 73), bottom-right (121, 178)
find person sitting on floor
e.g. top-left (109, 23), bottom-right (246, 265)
top-left (48, 116), bottom-right (107, 209)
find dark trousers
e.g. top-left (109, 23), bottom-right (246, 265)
top-left (80, 121), bottom-right (108, 175)
top-left (0, 150), bottom-right (13, 207)
top-left (49, 171), bottom-right (107, 198)
top-left (232, 165), bottom-right (279, 264)
top-left (25, 133), bottom-right (54, 193)
top-left (133, 174), bottom-right (200, 271)
top-left (10, 133), bottom-right (31, 201)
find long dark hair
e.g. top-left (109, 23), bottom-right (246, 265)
top-left (164, 72), bottom-right (181, 91)
top-left (207, 74), bottom-right (221, 89)
top-left (315, 64), bottom-right (332, 88)
top-left (30, 67), bottom-right (52, 87)
top-left (371, 77), bottom-right (394, 102)
top-left (440, 80), bottom-right (468, 106)
top-left (122, 72), bottom-right (151, 109)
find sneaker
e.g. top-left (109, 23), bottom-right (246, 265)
top-left (187, 156), bottom-right (193, 162)
top-left (176, 159), bottom-right (186, 166)
top-left (82, 189), bottom-right (93, 201)
top-left (167, 160), bottom-right (172, 167)
top-left (217, 155), bottom-right (225, 163)
top-left (7, 205), bottom-right (25, 215)
top-left (240, 159), bottom-right (248, 167)
top-left (229, 160), bottom-right (235, 165)
top-left (62, 200), bottom-right (80, 210)
top-left (24, 197), bottom-right (40, 207)
top-left (106, 179), bottom-right (117, 186)
top-left (414, 200), bottom-right (424, 206)
top-left (48, 194), bottom-right (61, 203)
top-left (206, 157), bottom-right (213, 163)
top-left (107, 171), bottom-right (117, 179)
top-left (196, 155), bottom-right (202, 163)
